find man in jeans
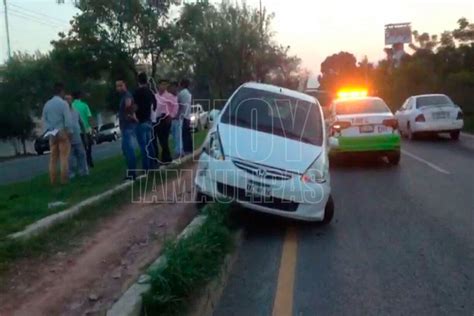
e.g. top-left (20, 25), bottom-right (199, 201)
top-left (65, 94), bottom-right (88, 178)
top-left (178, 79), bottom-right (194, 154)
top-left (154, 79), bottom-right (178, 164)
top-left (133, 73), bottom-right (156, 171)
top-left (42, 82), bottom-right (73, 184)
top-left (116, 78), bottom-right (138, 180)
top-left (169, 81), bottom-right (184, 159)
top-left (72, 91), bottom-right (94, 168)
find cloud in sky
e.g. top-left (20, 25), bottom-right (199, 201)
top-left (1, 0), bottom-right (472, 74)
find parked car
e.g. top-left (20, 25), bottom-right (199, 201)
top-left (34, 132), bottom-right (50, 155)
top-left (208, 109), bottom-right (221, 126)
top-left (189, 104), bottom-right (209, 131)
top-left (194, 82), bottom-right (334, 224)
top-left (395, 94), bottom-right (464, 140)
top-left (96, 123), bottom-right (121, 144)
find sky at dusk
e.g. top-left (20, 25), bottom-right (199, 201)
top-left (0, 0), bottom-right (472, 74)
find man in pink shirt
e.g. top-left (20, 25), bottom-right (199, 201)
top-left (153, 79), bottom-right (178, 164)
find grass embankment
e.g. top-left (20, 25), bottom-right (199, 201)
top-left (143, 202), bottom-right (235, 316)
top-left (0, 131), bottom-right (208, 275)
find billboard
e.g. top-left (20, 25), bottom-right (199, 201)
top-left (385, 23), bottom-right (412, 45)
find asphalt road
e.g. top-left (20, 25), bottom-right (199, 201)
top-left (215, 133), bottom-right (474, 316)
top-left (0, 141), bottom-right (122, 185)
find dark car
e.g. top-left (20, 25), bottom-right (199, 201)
top-left (34, 132), bottom-right (50, 155)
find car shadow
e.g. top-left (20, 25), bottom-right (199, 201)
top-left (229, 203), bottom-right (335, 235)
top-left (329, 153), bottom-right (393, 171)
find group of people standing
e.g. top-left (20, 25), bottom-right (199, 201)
top-left (116, 73), bottom-right (193, 180)
top-left (41, 73), bottom-right (193, 185)
top-left (42, 83), bottom-right (94, 185)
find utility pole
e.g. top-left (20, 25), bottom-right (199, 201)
top-left (3, 0), bottom-right (11, 59)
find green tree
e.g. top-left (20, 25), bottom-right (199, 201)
top-left (0, 53), bottom-right (56, 153)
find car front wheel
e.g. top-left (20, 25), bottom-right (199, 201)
top-left (321, 195), bottom-right (335, 225)
top-left (407, 122), bottom-right (417, 140)
top-left (450, 130), bottom-right (460, 141)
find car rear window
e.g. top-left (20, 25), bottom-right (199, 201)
top-left (416, 96), bottom-right (453, 108)
top-left (335, 98), bottom-right (390, 115)
top-left (220, 87), bottom-right (323, 146)
top-left (100, 123), bottom-right (115, 131)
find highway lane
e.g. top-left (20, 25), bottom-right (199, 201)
top-left (0, 141), bottom-right (122, 185)
top-left (215, 135), bottom-right (474, 316)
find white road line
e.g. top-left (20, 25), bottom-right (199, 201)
top-left (401, 150), bottom-right (451, 175)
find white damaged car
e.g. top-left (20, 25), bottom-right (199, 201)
top-left (194, 82), bottom-right (334, 224)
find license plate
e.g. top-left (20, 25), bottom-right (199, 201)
top-left (359, 125), bottom-right (374, 133)
top-left (432, 112), bottom-right (448, 120)
top-left (246, 182), bottom-right (271, 197)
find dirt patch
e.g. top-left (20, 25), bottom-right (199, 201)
top-left (0, 167), bottom-right (198, 316)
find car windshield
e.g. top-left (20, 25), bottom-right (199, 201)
top-left (100, 123), bottom-right (115, 131)
top-left (335, 98), bottom-right (391, 115)
top-left (220, 87), bottom-right (323, 146)
top-left (191, 107), bottom-right (199, 114)
top-left (416, 96), bottom-right (453, 108)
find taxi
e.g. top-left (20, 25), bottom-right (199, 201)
top-left (327, 90), bottom-right (401, 165)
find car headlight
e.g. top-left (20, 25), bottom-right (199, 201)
top-left (190, 115), bottom-right (196, 122)
top-left (205, 131), bottom-right (225, 160)
top-left (301, 154), bottom-right (329, 184)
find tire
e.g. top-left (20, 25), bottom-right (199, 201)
top-left (321, 195), bottom-right (335, 225)
top-left (407, 122), bottom-right (416, 140)
top-left (450, 130), bottom-right (460, 141)
top-left (387, 150), bottom-right (401, 166)
top-left (36, 150), bottom-right (43, 155)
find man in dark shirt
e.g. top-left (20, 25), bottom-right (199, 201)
top-left (133, 72), bottom-right (157, 171)
top-left (116, 77), bottom-right (138, 180)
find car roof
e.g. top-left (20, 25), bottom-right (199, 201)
top-left (241, 82), bottom-right (317, 104)
top-left (333, 96), bottom-right (384, 104)
top-left (412, 94), bottom-right (448, 98)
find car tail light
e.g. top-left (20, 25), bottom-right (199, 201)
top-left (415, 114), bottom-right (426, 122)
top-left (382, 118), bottom-right (398, 129)
top-left (331, 121), bottom-right (351, 133)
top-left (457, 112), bottom-right (463, 120)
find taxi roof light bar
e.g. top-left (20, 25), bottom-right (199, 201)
top-left (337, 89), bottom-right (368, 100)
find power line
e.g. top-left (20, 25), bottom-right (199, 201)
top-left (9, 9), bottom-right (65, 28)
top-left (8, 7), bottom-right (65, 27)
top-left (9, 2), bottom-right (69, 25)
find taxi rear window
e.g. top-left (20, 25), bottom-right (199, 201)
top-left (335, 99), bottom-right (390, 115)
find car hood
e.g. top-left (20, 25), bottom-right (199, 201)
top-left (218, 123), bottom-right (322, 174)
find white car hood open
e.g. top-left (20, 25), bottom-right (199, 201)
top-left (218, 123), bottom-right (322, 174)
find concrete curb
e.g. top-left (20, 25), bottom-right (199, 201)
top-left (188, 230), bottom-right (243, 316)
top-left (106, 215), bottom-right (208, 316)
top-left (8, 148), bottom-right (202, 240)
top-left (106, 217), bottom-right (242, 316)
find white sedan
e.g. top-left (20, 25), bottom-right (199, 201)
top-left (194, 82), bottom-right (334, 224)
top-left (395, 94), bottom-right (464, 140)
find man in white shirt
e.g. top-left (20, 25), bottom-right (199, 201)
top-left (178, 79), bottom-right (193, 154)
